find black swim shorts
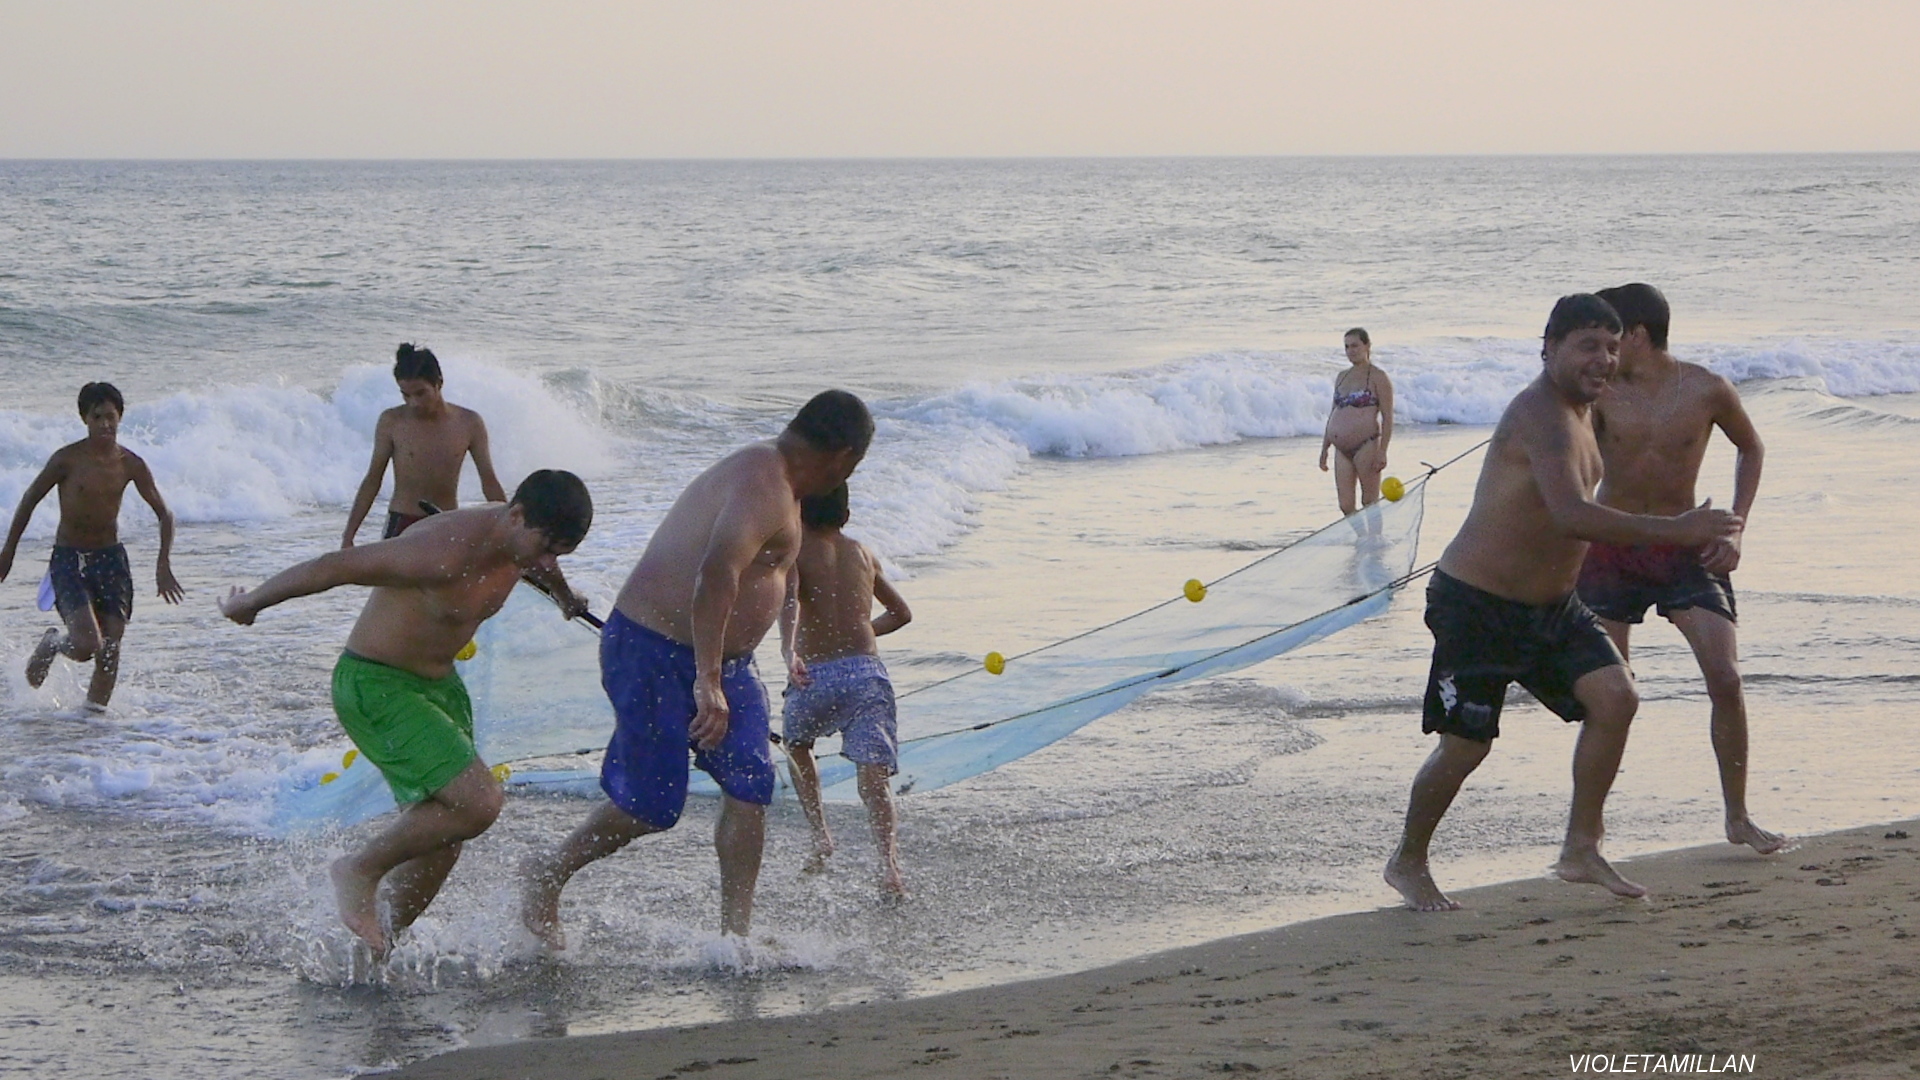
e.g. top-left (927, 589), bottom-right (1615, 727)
top-left (1576, 542), bottom-right (1736, 626)
top-left (383, 511), bottom-right (426, 540)
top-left (1421, 569), bottom-right (1624, 743)
top-left (48, 544), bottom-right (134, 624)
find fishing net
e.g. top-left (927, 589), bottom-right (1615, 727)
top-left (273, 473), bottom-right (1430, 831)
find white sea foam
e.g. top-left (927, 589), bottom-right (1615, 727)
top-left (0, 357), bottom-right (617, 541)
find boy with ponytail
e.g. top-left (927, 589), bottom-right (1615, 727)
top-left (342, 343), bottom-right (507, 545)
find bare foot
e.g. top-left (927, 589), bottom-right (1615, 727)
top-left (1384, 856), bottom-right (1460, 912)
top-left (1727, 817), bottom-right (1789, 855)
top-left (25, 629), bottom-right (59, 688)
top-left (802, 842), bottom-right (833, 875)
top-left (519, 870), bottom-right (567, 951)
top-left (880, 864), bottom-right (908, 901)
top-left (330, 856), bottom-right (389, 958)
top-left (1553, 847), bottom-right (1648, 899)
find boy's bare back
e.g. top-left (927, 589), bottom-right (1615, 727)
top-left (792, 529), bottom-right (883, 663)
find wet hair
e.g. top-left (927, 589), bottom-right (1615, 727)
top-left (1541, 293), bottom-right (1622, 357)
top-left (77, 382), bottom-right (125, 418)
top-left (1595, 283), bottom-right (1670, 350)
top-left (801, 483), bottom-right (851, 531)
top-left (393, 343), bottom-right (443, 385)
top-left (510, 469), bottom-right (593, 547)
top-left (785, 389), bottom-right (874, 456)
top-left (1344, 327), bottom-right (1370, 346)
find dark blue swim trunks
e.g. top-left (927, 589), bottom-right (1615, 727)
top-left (1577, 542), bottom-right (1736, 626)
top-left (1422, 569), bottom-right (1624, 743)
top-left (49, 545), bottom-right (134, 623)
top-left (598, 609), bottom-right (776, 829)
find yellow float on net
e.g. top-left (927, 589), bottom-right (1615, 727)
top-left (984, 651), bottom-right (1006, 676)
top-left (491, 763), bottom-right (513, 782)
top-left (1381, 476), bottom-right (1405, 502)
top-left (456, 639), bottom-right (478, 662)
top-left (342, 749), bottom-right (359, 769)
top-left (1184, 578), bottom-right (1208, 603)
top-left (319, 771), bottom-right (340, 785)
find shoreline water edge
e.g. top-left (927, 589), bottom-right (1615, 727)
top-left (391, 817), bottom-right (1920, 1080)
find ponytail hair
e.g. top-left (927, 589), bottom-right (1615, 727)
top-left (394, 343), bottom-right (443, 385)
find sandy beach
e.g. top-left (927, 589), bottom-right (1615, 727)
top-left (391, 819), bottom-right (1920, 1079)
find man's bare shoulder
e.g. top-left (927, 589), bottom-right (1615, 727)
top-left (450, 403), bottom-right (489, 428)
top-left (376, 405), bottom-right (407, 428)
top-left (713, 441), bottom-right (787, 484)
top-left (1497, 380), bottom-right (1554, 432)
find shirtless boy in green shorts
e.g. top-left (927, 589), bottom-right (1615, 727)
top-left (222, 470), bottom-right (592, 956)
top-left (1, 382), bottom-right (184, 710)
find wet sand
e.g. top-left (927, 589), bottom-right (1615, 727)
top-left (389, 818), bottom-right (1920, 1079)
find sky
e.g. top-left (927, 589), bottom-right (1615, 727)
top-left (3, 0), bottom-right (1917, 158)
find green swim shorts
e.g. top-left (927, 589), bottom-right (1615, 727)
top-left (330, 651), bottom-right (477, 804)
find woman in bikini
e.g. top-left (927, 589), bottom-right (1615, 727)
top-left (1318, 327), bottom-right (1395, 515)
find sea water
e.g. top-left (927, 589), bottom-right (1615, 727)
top-left (1, 157), bottom-right (1917, 1077)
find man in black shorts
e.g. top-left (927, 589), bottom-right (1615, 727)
top-left (1384, 295), bottom-right (1741, 911)
top-left (1578, 283), bottom-right (1783, 855)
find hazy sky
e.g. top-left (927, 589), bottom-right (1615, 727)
top-left (4, 0), bottom-right (1917, 158)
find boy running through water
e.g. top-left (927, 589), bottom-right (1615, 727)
top-left (221, 470), bottom-right (592, 957)
top-left (342, 343), bottom-right (507, 545)
top-left (779, 482), bottom-right (913, 897)
top-left (1, 382), bottom-right (184, 710)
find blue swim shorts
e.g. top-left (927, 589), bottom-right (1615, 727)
top-left (598, 610), bottom-right (776, 829)
top-left (781, 654), bottom-right (899, 773)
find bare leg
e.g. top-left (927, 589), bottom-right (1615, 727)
top-left (1552, 665), bottom-right (1648, 898)
top-left (715, 795), bottom-right (766, 937)
top-left (1385, 733), bottom-right (1490, 911)
top-left (86, 612), bottom-right (125, 709)
top-left (1332, 447), bottom-right (1359, 516)
top-left (332, 759), bottom-right (504, 956)
top-left (30, 605), bottom-right (103, 689)
top-left (25, 628), bottom-right (60, 688)
top-left (385, 842), bottom-right (463, 933)
top-left (519, 799), bottom-right (661, 950)
top-left (856, 764), bottom-right (905, 898)
top-left (1667, 607), bottom-right (1786, 854)
top-left (785, 742), bottom-right (835, 872)
top-left (1355, 437), bottom-right (1384, 508)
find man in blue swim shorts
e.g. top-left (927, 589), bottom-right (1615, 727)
top-left (778, 482), bottom-right (913, 897)
top-left (522, 391), bottom-right (873, 946)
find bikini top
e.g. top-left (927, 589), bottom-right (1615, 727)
top-left (1333, 371), bottom-right (1378, 409)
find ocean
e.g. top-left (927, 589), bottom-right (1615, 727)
top-left (1, 156), bottom-right (1917, 1078)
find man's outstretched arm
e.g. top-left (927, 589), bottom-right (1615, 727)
top-left (1525, 412), bottom-right (1741, 548)
top-left (222, 533), bottom-right (458, 625)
